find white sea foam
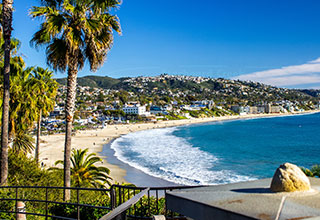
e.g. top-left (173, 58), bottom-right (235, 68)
top-left (111, 127), bottom-right (254, 185)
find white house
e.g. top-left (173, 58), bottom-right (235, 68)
top-left (123, 104), bottom-right (146, 115)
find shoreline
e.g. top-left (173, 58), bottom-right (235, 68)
top-left (101, 140), bottom-right (178, 186)
top-left (39, 110), bottom-right (320, 185)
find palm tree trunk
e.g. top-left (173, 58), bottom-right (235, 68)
top-left (35, 109), bottom-right (42, 163)
top-left (1, 0), bottom-right (13, 186)
top-left (63, 63), bottom-right (78, 201)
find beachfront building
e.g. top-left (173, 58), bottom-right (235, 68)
top-left (192, 100), bottom-right (215, 109)
top-left (257, 105), bottom-right (266, 113)
top-left (249, 106), bottom-right (258, 114)
top-left (182, 104), bottom-right (207, 111)
top-left (265, 104), bottom-right (282, 113)
top-left (231, 105), bottom-right (250, 115)
top-left (150, 106), bottom-right (167, 115)
top-left (123, 104), bottom-right (147, 115)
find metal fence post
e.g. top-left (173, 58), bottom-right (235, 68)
top-left (45, 187), bottom-right (48, 220)
top-left (77, 188), bottom-right (80, 220)
top-left (15, 187), bottom-right (18, 219)
top-left (110, 186), bottom-right (115, 209)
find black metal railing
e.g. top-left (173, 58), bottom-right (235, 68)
top-left (0, 184), bottom-right (202, 219)
top-left (0, 185), bottom-right (111, 220)
top-left (110, 184), bottom-right (203, 219)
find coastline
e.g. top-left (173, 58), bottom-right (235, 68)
top-left (39, 110), bottom-right (320, 185)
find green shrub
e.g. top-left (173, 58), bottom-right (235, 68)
top-left (8, 150), bottom-right (63, 187)
top-left (301, 165), bottom-right (320, 177)
top-left (0, 189), bottom-right (15, 220)
top-left (49, 191), bottom-right (111, 220)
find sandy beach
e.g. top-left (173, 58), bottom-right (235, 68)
top-left (39, 110), bottom-right (320, 184)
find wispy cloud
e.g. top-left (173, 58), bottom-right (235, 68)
top-left (234, 57), bottom-right (320, 88)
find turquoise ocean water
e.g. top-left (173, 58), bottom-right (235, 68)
top-left (110, 113), bottom-right (320, 185)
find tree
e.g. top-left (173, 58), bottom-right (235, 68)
top-left (30, 0), bottom-right (121, 200)
top-left (0, 39), bottom-right (36, 155)
top-left (51, 148), bottom-right (112, 188)
top-left (9, 64), bottom-right (35, 137)
top-left (1, 0), bottom-right (13, 185)
top-left (30, 67), bottom-right (58, 163)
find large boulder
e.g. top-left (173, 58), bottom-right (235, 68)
top-left (270, 163), bottom-right (311, 192)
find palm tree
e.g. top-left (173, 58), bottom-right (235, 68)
top-left (0, 37), bottom-right (36, 155)
top-left (51, 148), bottom-right (112, 188)
top-left (30, 0), bottom-right (121, 200)
top-left (30, 67), bottom-right (58, 163)
top-left (9, 65), bottom-right (38, 154)
top-left (1, 0), bottom-right (13, 185)
top-left (9, 65), bottom-right (35, 134)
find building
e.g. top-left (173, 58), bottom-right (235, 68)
top-left (265, 104), bottom-right (281, 113)
top-left (270, 106), bottom-right (282, 113)
top-left (231, 105), bottom-right (250, 115)
top-left (123, 104), bottom-right (146, 115)
top-left (150, 106), bottom-right (167, 115)
top-left (249, 106), bottom-right (258, 114)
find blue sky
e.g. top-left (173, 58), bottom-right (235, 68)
top-left (13, 0), bottom-right (320, 88)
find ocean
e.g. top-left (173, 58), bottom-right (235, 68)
top-left (110, 113), bottom-right (320, 186)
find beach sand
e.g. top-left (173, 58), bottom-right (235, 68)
top-left (39, 110), bottom-right (319, 185)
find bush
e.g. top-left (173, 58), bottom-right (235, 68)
top-left (8, 150), bottom-right (63, 187)
top-left (0, 189), bottom-right (15, 220)
top-left (301, 165), bottom-right (320, 177)
top-left (49, 191), bottom-right (111, 220)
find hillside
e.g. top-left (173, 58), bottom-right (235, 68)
top-left (55, 75), bottom-right (320, 103)
top-left (56, 75), bottom-right (121, 89)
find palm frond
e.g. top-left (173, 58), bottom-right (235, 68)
top-left (31, 0), bottom-right (121, 73)
top-left (11, 131), bottom-right (35, 154)
top-left (51, 148), bottom-right (112, 188)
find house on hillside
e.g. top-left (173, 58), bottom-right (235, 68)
top-left (123, 104), bottom-right (147, 115)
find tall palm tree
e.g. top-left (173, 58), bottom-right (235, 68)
top-left (9, 65), bottom-right (37, 154)
top-left (1, 0), bottom-right (13, 185)
top-left (0, 38), bottom-right (36, 155)
top-left (9, 65), bottom-right (35, 134)
top-left (30, 0), bottom-right (121, 200)
top-left (51, 148), bottom-right (112, 188)
top-left (30, 67), bottom-right (58, 163)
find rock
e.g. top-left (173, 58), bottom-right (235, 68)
top-left (270, 162), bottom-right (311, 192)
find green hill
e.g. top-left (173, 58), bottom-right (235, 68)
top-left (55, 75), bottom-right (320, 100)
top-left (56, 75), bottom-right (121, 89)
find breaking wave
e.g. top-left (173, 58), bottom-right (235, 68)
top-left (110, 127), bottom-right (254, 185)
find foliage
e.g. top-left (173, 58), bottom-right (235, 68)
top-left (30, 0), bottom-right (122, 73)
top-left (31, 0), bottom-right (122, 199)
top-left (132, 196), bottom-right (166, 217)
top-left (0, 189), bottom-right (15, 220)
top-left (9, 62), bottom-right (35, 134)
top-left (57, 75), bottom-right (121, 89)
top-left (30, 67), bottom-right (58, 117)
top-left (11, 131), bottom-right (34, 154)
top-left (301, 165), bottom-right (320, 177)
top-left (30, 66), bottom-right (58, 161)
top-left (8, 150), bottom-right (63, 187)
top-left (103, 109), bottom-right (125, 117)
top-left (56, 75), bottom-right (320, 108)
top-left (50, 148), bottom-right (112, 188)
top-left (4, 150), bottom-right (63, 218)
top-left (49, 192), bottom-right (110, 220)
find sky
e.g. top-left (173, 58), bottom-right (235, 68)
top-left (12, 0), bottom-right (320, 89)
